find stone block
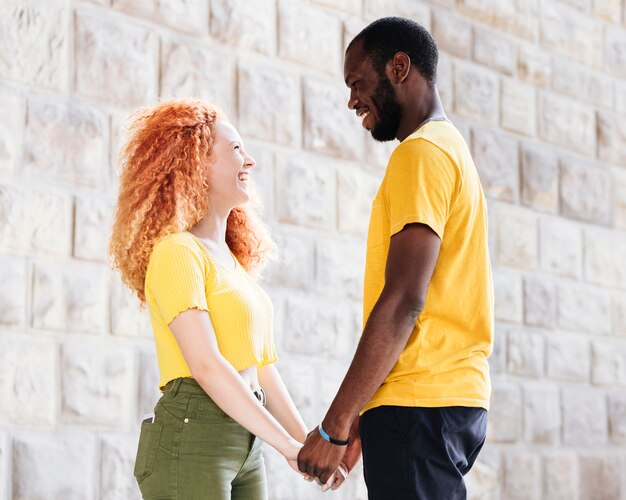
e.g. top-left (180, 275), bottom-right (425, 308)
top-left (539, 216), bottom-right (582, 279)
top-left (264, 231), bottom-right (315, 290)
top-left (364, 0), bottom-right (430, 27)
top-left (552, 58), bottom-right (614, 108)
top-left (457, 0), bottom-right (539, 41)
top-left (0, 86), bottom-right (23, 173)
top-left (112, 0), bottom-right (208, 34)
top-left (316, 237), bottom-right (365, 300)
top-left (0, 255), bottom-right (26, 326)
top-left (138, 348), bottom-right (160, 419)
top-left (593, 0), bottom-right (622, 22)
top-left (597, 110), bottom-right (626, 167)
top-left (74, 196), bottom-right (113, 262)
top-left (32, 260), bottom-right (107, 334)
top-left (432, 10), bottom-right (472, 58)
top-left (473, 27), bottom-right (515, 75)
top-left (616, 83), bottom-right (626, 114)
top-left (507, 329), bottom-right (543, 377)
top-left (489, 327), bottom-right (506, 374)
top-left (560, 0), bottom-right (592, 10)
top-left (578, 454), bottom-right (623, 500)
top-left (585, 228), bottom-right (626, 290)
top-left (539, 92), bottom-right (595, 156)
top-left (278, 1), bottom-right (342, 74)
top-left (520, 143), bottom-right (558, 213)
top-left (465, 450), bottom-right (501, 500)
top-left (501, 79), bottom-right (536, 137)
top-left (313, 0), bottom-right (362, 13)
top-left (160, 39), bottom-right (236, 120)
top-left (560, 157), bottom-right (611, 225)
top-left (245, 143), bottom-right (274, 221)
top-left (437, 54), bottom-right (454, 113)
top-left (0, 339), bottom-right (56, 425)
top-left (275, 154), bottom-right (336, 230)
top-left (61, 341), bottom-right (134, 426)
top-left (210, 0), bottom-right (275, 54)
top-left (493, 271), bottom-right (522, 323)
top-left (614, 293), bottom-right (626, 337)
top-left (24, 96), bottom-right (107, 188)
top-left (517, 44), bottom-right (551, 86)
top-left (562, 388), bottom-right (608, 446)
top-left (303, 78), bottom-right (366, 161)
top-left (540, 1), bottom-right (603, 67)
top-left (471, 128), bottom-right (519, 202)
top-left (337, 166), bottom-right (380, 237)
top-left (110, 277), bottom-right (152, 338)
top-left (608, 391), bottom-right (626, 443)
top-left (523, 385), bottom-right (560, 444)
top-left (543, 453), bottom-right (578, 500)
top-left (524, 276), bottom-right (556, 328)
top-left (502, 452), bottom-right (541, 500)
top-left (592, 341), bottom-right (626, 386)
top-left (454, 64), bottom-right (499, 124)
top-left (100, 435), bottom-right (140, 500)
top-left (0, 185), bottom-right (72, 257)
top-left (488, 383), bottom-right (521, 443)
top-left (12, 432), bottom-right (96, 499)
top-left (495, 204), bottom-right (537, 271)
top-left (615, 167), bottom-right (626, 231)
top-left (0, 433), bottom-right (6, 500)
top-left (365, 135), bottom-right (397, 174)
top-left (282, 294), bottom-right (359, 360)
top-left (238, 60), bottom-right (300, 147)
top-left (606, 27), bottom-right (626, 78)
top-left (0, 0), bottom-right (68, 90)
top-left (546, 335), bottom-right (590, 383)
top-left (557, 282), bottom-right (611, 335)
top-left (75, 12), bottom-right (157, 107)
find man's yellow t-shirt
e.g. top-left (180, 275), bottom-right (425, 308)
top-left (362, 119), bottom-right (493, 414)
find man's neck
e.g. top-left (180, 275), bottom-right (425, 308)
top-left (396, 86), bottom-right (446, 142)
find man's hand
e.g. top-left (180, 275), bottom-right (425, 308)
top-left (330, 417), bottom-right (362, 490)
top-left (297, 428), bottom-right (347, 484)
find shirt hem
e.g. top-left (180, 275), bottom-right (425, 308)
top-left (360, 396), bottom-right (490, 415)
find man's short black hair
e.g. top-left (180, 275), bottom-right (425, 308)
top-left (347, 17), bottom-right (438, 86)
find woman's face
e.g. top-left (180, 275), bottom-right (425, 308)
top-left (207, 120), bottom-right (256, 211)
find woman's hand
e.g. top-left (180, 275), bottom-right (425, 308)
top-left (282, 438), bottom-right (305, 475)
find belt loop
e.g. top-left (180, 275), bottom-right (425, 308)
top-left (167, 378), bottom-right (184, 397)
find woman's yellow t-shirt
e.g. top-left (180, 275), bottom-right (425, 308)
top-left (144, 232), bottom-right (277, 390)
top-left (362, 120), bottom-right (494, 413)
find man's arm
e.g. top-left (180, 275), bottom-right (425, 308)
top-left (297, 222), bottom-right (441, 482)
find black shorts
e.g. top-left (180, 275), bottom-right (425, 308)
top-left (360, 405), bottom-right (488, 500)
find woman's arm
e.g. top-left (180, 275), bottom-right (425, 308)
top-left (258, 364), bottom-right (309, 443)
top-left (169, 309), bottom-right (301, 462)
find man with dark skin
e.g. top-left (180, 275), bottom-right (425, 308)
top-left (298, 17), bottom-right (492, 500)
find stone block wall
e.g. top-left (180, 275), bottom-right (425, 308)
top-left (0, 0), bottom-right (625, 499)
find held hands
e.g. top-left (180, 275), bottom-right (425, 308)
top-left (297, 417), bottom-right (362, 492)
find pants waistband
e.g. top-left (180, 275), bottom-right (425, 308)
top-left (162, 377), bottom-right (266, 406)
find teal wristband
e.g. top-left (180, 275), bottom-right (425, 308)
top-left (318, 424), bottom-right (349, 446)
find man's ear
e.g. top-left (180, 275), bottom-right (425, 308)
top-left (391, 52), bottom-right (411, 84)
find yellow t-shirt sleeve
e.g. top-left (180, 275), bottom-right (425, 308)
top-left (384, 138), bottom-right (460, 239)
top-left (146, 242), bottom-right (210, 325)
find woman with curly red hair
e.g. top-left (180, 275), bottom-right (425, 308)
top-left (109, 99), bottom-right (316, 499)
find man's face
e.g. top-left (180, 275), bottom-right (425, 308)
top-left (344, 41), bottom-right (403, 142)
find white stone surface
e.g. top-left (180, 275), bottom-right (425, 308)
top-left (560, 157), bottom-right (611, 225)
top-left (74, 195), bottom-right (114, 261)
top-left (544, 453), bottom-right (578, 500)
top-left (100, 435), bottom-right (141, 500)
top-left (0, 86), bottom-right (22, 173)
top-left (211, 0), bottom-right (275, 54)
top-left (337, 166), bottom-right (379, 237)
top-left (278, 1), bottom-right (342, 74)
top-left (501, 78), bottom-right (536, 136)
top-left (0, 0), bottom-right (68, 90)
top-left (523, 385), bottom-right (561, 444)
top-left (473, 27), bottom-right (515, 75)
top-left (546, 335), bottom-right (590, 383)
top-left (75, 12), bottom-right (157, 106)
top-left (591, 341), bottom-right (626, 386)
top-left (454, 64), bottom-right (499, 124)
top-left (584, 227), bottom-right (626, 290)
top-left (539, 216), bottom-right (582, 279)
top-left (12, 432), bottom-right (96, 499)
top-left (508, 330), bottom-right (544, 377)
top-left (472, 128), bottom-right (519, 202)
top-left (562, 388), bottom-right (608, 446)
top-left (0, 255), bottom-right (26, 326)
top-left (488, 383), bottom-right (521, 443)
top-left (61, 341), bottom-right (134, 426)
top-left (24, 96), bottom-right (107, 187)
top-left (32, 260), bottom-right (107, 334)
top-left (502, 452), bottom-right (541, 500)
top-left (316, 237), bottom-right (365, 300)
top-left (364, 0), bottom-right (431, 26)
top-left (520, 143), bottom-right (558, 213)
top-left (493, 271), bottom-right (522, 323)
top-left (0, 339), bottom-right (56, 425)
top-left (110, 277), bottom-right (152, 338)
top-left (458, 0), bottom-right (539, 40)
top-left (160, 39), bottom-right (236, 120)
top-left (578, 454), bottom-right (623, 500)
top-left (494, 204), bottom-right (537, 271)
top-left (112, 0), bottom-right (208, 33)
top-left (557, 282), bottom-right (612, 335)
top-left (264, 231), bottom-right (315, 290)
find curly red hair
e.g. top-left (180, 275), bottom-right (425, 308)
top-left (109, 98), bottom-right (274, 303)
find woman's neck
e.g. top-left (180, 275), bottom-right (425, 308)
top-left (189, 211), bottom-right (228, 247)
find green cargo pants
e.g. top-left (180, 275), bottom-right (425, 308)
top-left (134, 378), bottom-right (268, 500)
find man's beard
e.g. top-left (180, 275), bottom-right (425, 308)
top-left (370, 76), bottom-right (403, 142)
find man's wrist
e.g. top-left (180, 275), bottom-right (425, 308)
top-left (321, 413), bottom-right (353, 441)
